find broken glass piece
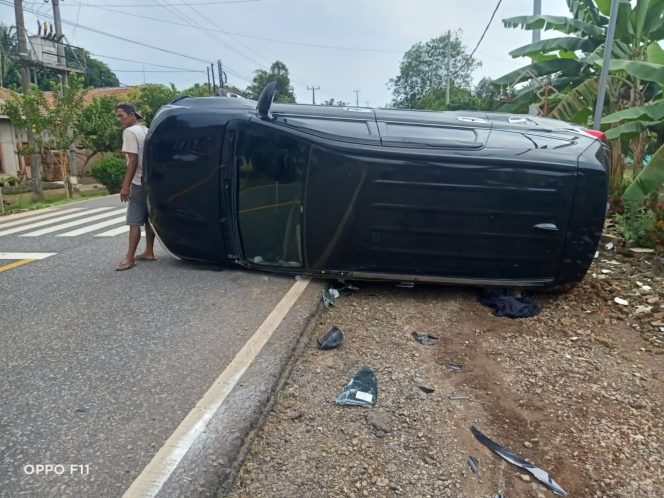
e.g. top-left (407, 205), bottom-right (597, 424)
top-left (412, 331), bottom-right (438, 345)
top-left (614, 297), bottom-right (629, 306)
top-left (335, 368), bottom-right (378, 407)
top-left (467, 456), bottom-right (479, 474)
top-left (446, 362), bottom-right (462, 372)
top-left (322, 289), bottom-right (337, 308)
top-left (318, 326), bottom-right (344, 350)
top-left (470, 426), bottom-right (567, 496)
top-left (418, 386), bottom-right (434, 394)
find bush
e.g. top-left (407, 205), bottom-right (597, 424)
top-left (6, 176), bottom-right (18, 186)
top-left (615, 201), bottom-right (659, 248)
top-left (91, 156), bottom-right (126, 194)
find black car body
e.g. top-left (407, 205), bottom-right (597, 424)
top-left (143, 84), bottom-right (608, 288)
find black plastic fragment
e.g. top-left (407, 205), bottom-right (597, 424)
top-left (446, 362), bottom-right (462, 372)
top-left (412, 331), bottom-right (438, 345)
top-left (418, 386), bottom-right (435, 394)
top-left (318, 326), bottom-right (344, 350)
top-left (470, 426), bottom-right (567, 496)
top-left (467, 455), bottom-right (479, 474)
top-left (336, 368), bottom-right (378, 407)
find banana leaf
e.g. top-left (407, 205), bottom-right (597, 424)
top-left (623, 143), bottom-right (664, 202)
top-left (550, 78), bottom-right (599, 122)
top-left (509, 37), bottom-right (598, 58)
top-left (566, 0), bottom-right (605, 25)
top-left (604, 120), bottom-right (651, 140)
top-left (494, 59), bottom-right (585, 86)
top-left (602, 100), bottom-right (664, 124)
top-left (647, 42), bottom-right (664, 65)
top-left (610, 59), bottom-right (664, 84)
top-left (502, 15), bottom-right (604, 38)
top-left (635, 0), bottom-right (664, 41)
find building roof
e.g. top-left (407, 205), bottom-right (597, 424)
top-left (0, 87), bottom-right (18, 106)
top-left (42, 86), bottom-right (134, 106)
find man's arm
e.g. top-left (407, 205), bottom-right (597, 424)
top-left (120, 153), bottom-right (138, 202)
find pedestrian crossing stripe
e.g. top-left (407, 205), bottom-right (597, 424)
top-left (0, 206), bottom-right (136, 238)
top-left (0, 207), bottom-right (113, 237)
top-left (21, 209), bottom-right (126, 237)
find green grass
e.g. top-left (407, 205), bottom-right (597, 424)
top-left (1, 187), bottom-right (109, 215)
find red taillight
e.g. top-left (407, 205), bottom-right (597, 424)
top-left (582, 129), bottom-right (607, 142)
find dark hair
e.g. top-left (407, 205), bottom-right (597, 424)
top-left (115, 102), bottom-right (143, 120)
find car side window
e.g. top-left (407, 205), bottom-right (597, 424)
top-left (236, 124), bottom-right (309, 267)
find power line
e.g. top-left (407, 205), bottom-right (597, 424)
top-left (63, 0), bottom-right (260, 6)
top-left (110, 69), bottom-right (205, 73)
top-left (453, 0), bottom-right (503, 77)
top-left (89, 53), bottom-right (205, 72)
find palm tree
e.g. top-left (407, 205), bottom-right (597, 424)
top-left (0, 23), bottom-right (18, 88)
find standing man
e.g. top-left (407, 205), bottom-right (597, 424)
top-left (115, 102), bottom-right (155, 271)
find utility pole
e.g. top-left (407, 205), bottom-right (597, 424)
top-left (307, 85), bottom-right (320, 105)
top-left (217, 59), bottom-right (226, 89)
top-left (207, 66), bottom-right (211, 94)
top-left (533, 0), bottom-right (542, 43)
top-left (14, 0), bottom-right (43, 200)
top-left (353, 89), bottom-right (360, 108)
top-left (210, 63), bottom-right (217, 93)
top-left (593, 0), bottom-right (620, 130)
top-left (52, 0), bottom-right (78, 189)
top-left (445, 30), bottom-right (451, 106)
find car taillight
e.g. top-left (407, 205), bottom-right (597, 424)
top-left (582, 129), bottom-right (607, 142)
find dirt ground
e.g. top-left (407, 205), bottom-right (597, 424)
top-left (228, 243), bottom-right (664, 498)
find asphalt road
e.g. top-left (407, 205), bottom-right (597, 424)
top-left (0, 194), bottom-right (324, 497)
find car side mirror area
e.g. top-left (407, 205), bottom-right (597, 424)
top-left (256, 81), bottom-right (278, 120)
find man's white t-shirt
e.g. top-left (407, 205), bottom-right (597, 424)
top-left (122, 124), bottom-right (149, 186)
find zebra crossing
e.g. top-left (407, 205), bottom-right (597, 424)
top-left (0, 206), bottom-right (132, 238)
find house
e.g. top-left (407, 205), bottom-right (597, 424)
top-left (0, 87), bottom-right (29, 179)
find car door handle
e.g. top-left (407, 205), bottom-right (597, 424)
top-left (534, 223), bottom-right (559, 231)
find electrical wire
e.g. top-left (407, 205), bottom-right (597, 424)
top-left (62, 0), bottom-right (260, 6)
top-left (110, 69), bottom-right (205, 72)
top-left (89, 53), bottom-right (205, 72)
top-left (453, 0), bottom-right (503, 77)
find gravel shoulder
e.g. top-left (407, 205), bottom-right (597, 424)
top-left (227, 246), bottom-right (664, 498)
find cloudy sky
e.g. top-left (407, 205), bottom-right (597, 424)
top-left (1, 0), bottom-right (573, 106)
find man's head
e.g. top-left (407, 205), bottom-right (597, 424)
top-left (115, 102), bottom-right (144, 128)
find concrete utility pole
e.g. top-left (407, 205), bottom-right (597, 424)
top-left (210, 63), bottom-right (217, 93)
top-left (52, 0), bottom-right (78, 186)
top-left (353, 89), bottom-right (360, 108)
top-left (533, 0), bottom-right (542, 43)
top-left (593, 0), bottom-right (620, 130)
top-left (307, 85), bottom-right (320, 105)
top-left (207, 66), bottom-right (211, 94)
top-left (14, 0), bottom-right (43, 200)
top-left (445, 30), bottom-right (451, 106)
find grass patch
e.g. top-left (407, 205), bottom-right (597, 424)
top-left (1, 187), bottom-right (109, 215)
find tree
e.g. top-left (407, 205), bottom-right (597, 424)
top-left (245, 61), bottom-right (296, 103)
top-left (82, 53), bottom-right (120, 88)
top-left (321, 98), bottom-right (349, 106)
top-left (128, 83), bottom-right (178, 126)
top-left (75, 95), bottom-right (123, 172)
top-left (389, 31), bottom-right (480, 109)
top-left (474, 77), bottom-right (500, 111)
top-left (497, 0), bottom-right (664, 195)
top-left (0, 23), bottom-right (18, 89)
top-left (3, 74), bottom-right (88, 198)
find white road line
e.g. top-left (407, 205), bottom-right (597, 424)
top-left (95, 225), bottom-right (130, 237)
top-left (21, 209), bottom-right (127, 237)
top-left (0, 207), bottom-right (113, 236)
top-left (57, 216), bottom-right (127, 237)
top-left (0, 208), bottom-right (84, 229)
top-left (0, 252), bottom-right (56, 260)
top-left (123, 277), bottom-right (312, 498)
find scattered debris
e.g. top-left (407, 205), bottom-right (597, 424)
top-left (335, 368), bottom-right (378, 407)
top-left (467, 456), bottom-right (479, 474)
top-left (470, 426), bottom-right (567, 496)
top-left (322, 288), bottom-right (340, 308)
top-left (366, 410), bottom-right (392, 433)
top-left (630, 247), bottom-right (656, 258)
top-left (449, 395), bottom-right (472, 401)
top-left (605, 241), bottom-right (614, 251)
top-left (479, 289), bottom-right (540, 318)
top-left (418, 386), bottom-right (435, 394)
top-left (446, 362), bottom-right (462, 372)
top-left (318, 326), bottom-right (344, 350)
top-left (411, 331), bottom-right (439, 345)
top-left (614, 297), bottom-right (629, 306)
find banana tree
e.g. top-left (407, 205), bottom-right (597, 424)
top-left (498, 0), bottom-right (664, 193)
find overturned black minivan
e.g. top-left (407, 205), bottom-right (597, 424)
top-left (143, 82), bottom-right (608, 288)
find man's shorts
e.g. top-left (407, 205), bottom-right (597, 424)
top-left (126, 183), bottom-right (148, 226)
